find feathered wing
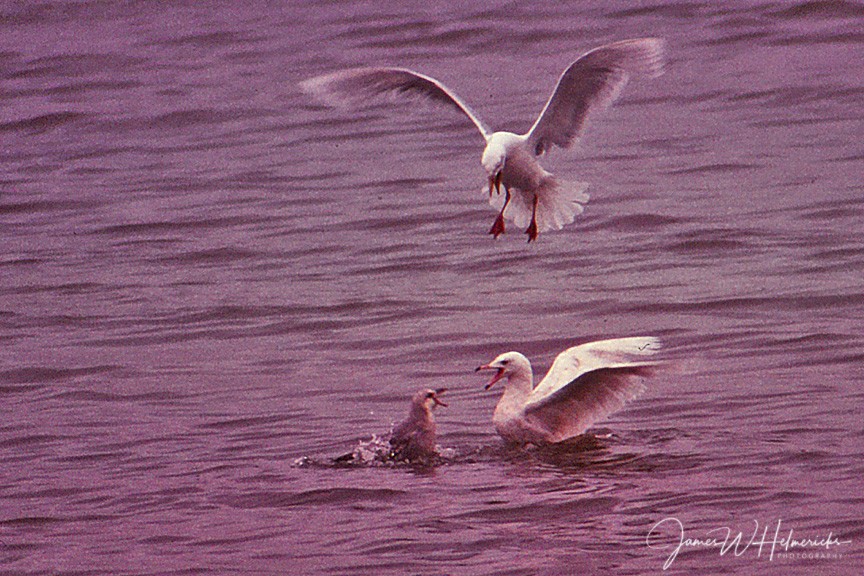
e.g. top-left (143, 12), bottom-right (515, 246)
top-left (301, 67), bottom-right (492, 139)
top-left (525, 38), bottom-right (665, 155)
top-left (389, 420), bottom-right (415, 449)
top-left (529, 336), bottom-right (662, 401)
top-left (522, 365), bottom-right (655, 442)
top-left (389, 420), bottom-right (422, 459)
top-left (389, 415), bottom-right (437, 461)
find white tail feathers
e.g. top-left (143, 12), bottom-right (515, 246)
top-left (485, 177), bottom-right (589, 232)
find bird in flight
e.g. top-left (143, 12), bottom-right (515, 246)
top-left (302, 38), bottom-right (665, 241)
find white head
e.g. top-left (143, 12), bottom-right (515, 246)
top-left (481, 135), bottom-right (508, 194)
top-left (475, 352), bottom-right (531, 390)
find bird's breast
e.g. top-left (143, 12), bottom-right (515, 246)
top-left (501, 146), bottom-right (545, 191)
top-left (493, 412), bottom-right (549, 444)
top-left (492, 400), bottom-right (535, 443)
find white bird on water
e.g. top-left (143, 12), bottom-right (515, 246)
top-left (389, 388), bottom-right (447, 462)
top-left (301, 38), bottom-right (665, 241)
top-left (476, 337), bottom-right (661, 445)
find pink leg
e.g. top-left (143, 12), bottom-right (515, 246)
top-left (525, 194), bottom-right (539, 242)
top-left (489, 187), bottom-right (510, 238)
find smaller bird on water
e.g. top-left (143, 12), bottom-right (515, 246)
top-left (389, 388), bottom-right (447, 463)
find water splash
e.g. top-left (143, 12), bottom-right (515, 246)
top-left (335, 434), bottom-right (394, 465)
top-left (292, 434), bottom-right (458, 469)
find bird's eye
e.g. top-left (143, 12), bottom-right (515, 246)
top-left (426, 392), bottom-right (435, 398)
top-left (501, 360), bottom-right (509, 365)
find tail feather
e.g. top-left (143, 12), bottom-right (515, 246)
top-left (485, 177), bottom-right (589, 233)
top-left (535, 177), bottom-right (590, 232)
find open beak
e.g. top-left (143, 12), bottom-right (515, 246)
top-left (432, 388), bottom-right (448, 407)
top-left (487, 171), bottom-right (502, 197)
top-left (475, 364), bottom-right (505, 390)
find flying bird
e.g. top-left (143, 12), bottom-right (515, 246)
top-left (476, 337), bottom-right (661, 444)
top-left (301, 38), bottom-right (665, 241)
top-left (389, 388), bottom-right (447, 462)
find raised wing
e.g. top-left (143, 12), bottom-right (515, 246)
top-left (525, 38), bottom-right (665, 155)
top-left (529, 336), bottom-right (661, 402)
top-left (301, 67), bottom-right (492, 139)
top-left (522, 365), bottom-right (655, 442)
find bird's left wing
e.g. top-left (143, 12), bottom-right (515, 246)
top-left (525, 38), bottom-right (665, 155)
top-left (301, 67), bottom-right (493, 139)
top-left (528, 336), bottom-right (661, 402)
top-left (522, 365), bottom-right (655, 442)
top-left (389, 420), bottom-right (417, 456)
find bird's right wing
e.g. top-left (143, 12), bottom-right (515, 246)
top-left (525, 38), bottom-right (665, 155)
top-left (301, 67), bottom-right (493, 140)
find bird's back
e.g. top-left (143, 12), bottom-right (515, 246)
top-left (389, 414), bottom-right (436, 461)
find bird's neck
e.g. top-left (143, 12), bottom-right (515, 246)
top-left (493, 368), bottom-right (534, 431)
top-left (501, 368), bottom-right (534, 403)
top-left (409, 405), bottom-right (432, 426)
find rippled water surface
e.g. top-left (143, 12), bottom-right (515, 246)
top-left (2, 1), bottom-right (863, 574)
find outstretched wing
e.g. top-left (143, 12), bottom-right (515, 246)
top-left (525, 38), bottom-right (665, 155)
top-left (301, 67), bottom-right (492, 139)
top-left (529, 336), bottom-right (661, 402)
top-left (522, 365), bottom-right (655, 442)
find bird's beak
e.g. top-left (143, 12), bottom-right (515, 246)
top-left (475, 364), bottom-right (505, 390)
top-left (432, 388), bottom-right (448, 407)
top-left (487, 171), bottom-right (502, 197)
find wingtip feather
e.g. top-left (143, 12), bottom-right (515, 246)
top-left (613, 37), bottom-right (667, 78)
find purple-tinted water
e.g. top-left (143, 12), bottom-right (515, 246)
top-left (2, 1), bottom-right (863, 574)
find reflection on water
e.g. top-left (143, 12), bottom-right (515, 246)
top-left (1, 0), bottom-right (863, 574)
